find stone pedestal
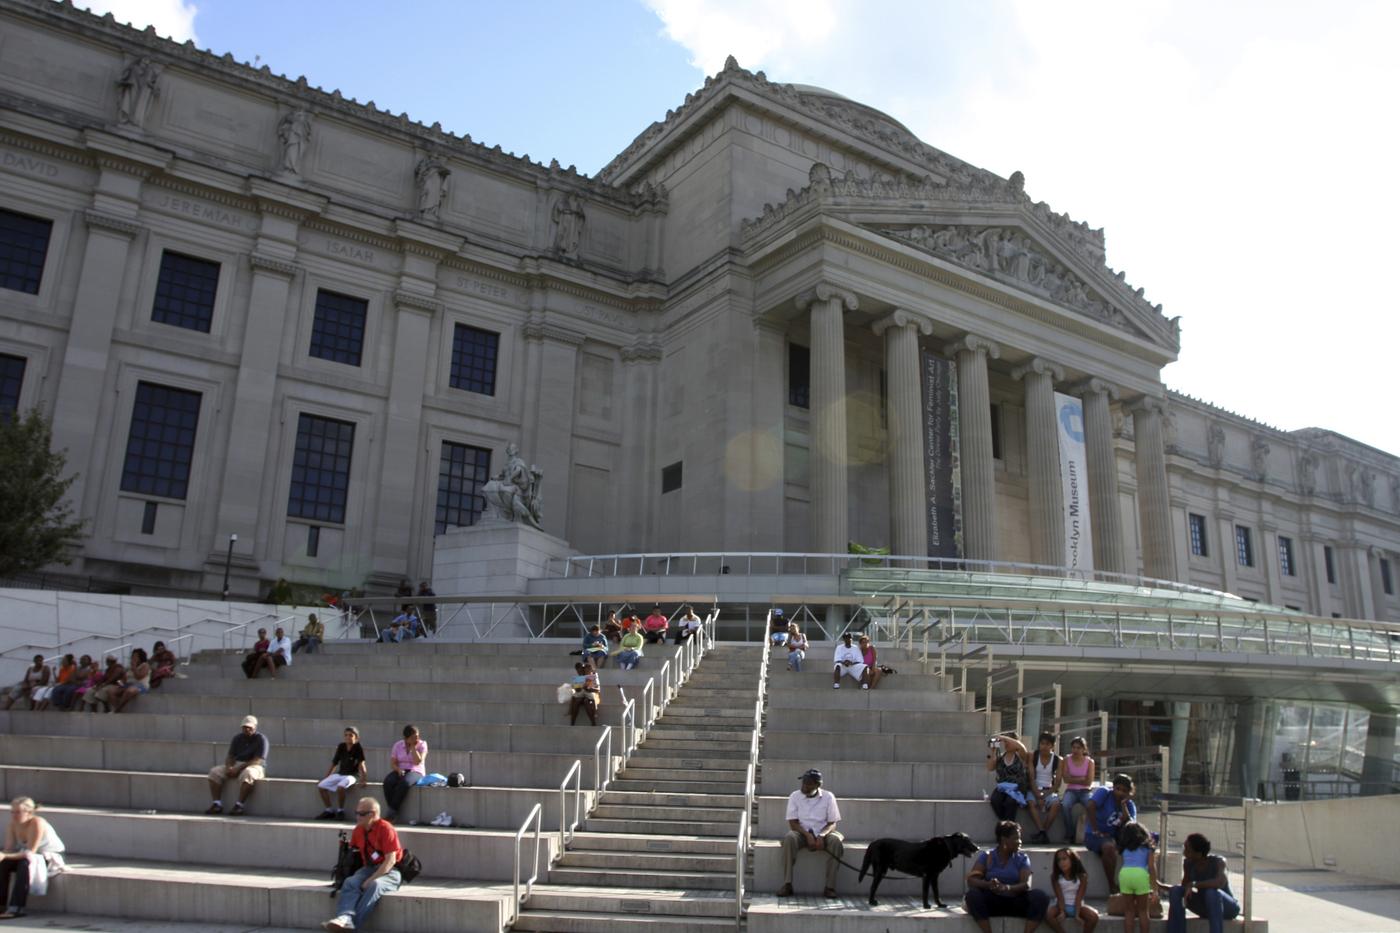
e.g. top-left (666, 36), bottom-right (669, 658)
top-left (432, 519), bottom-right (577, 596)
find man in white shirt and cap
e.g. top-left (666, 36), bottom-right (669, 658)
top-left (831, 632), bottom-right (870, 689)
top-left (778, 768), bottom-right (844, 898)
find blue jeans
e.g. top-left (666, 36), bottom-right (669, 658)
top-left (787, 649), bottom-right (804, 672)
top-left (1061, 788), bottom-right (1091, 838)
top-left (1167, 885), bottom-right (1239, 933)
top-left (334, 864), bottom-right (401, 928)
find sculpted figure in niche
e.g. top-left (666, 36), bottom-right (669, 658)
top-left (414, 156), bottom-right (451, 220)
top-left (1251, 437), bottom-right (1270, 481)
top-left (277, 110), bottom-right (312, 175)
top-left (1360, 469), bottom-right (1375, 507)
top-left (1390, 474), bottom-right (1400, 513)
top-left (1206, 424), bottom-right (1225, 468)
top-left (116, 57), bottom-right (161, 129)
top-left (482, 443), bottom-right (543, 530)
top-left (551, 193), bottom-right (586, 258)
top-left (1298, 452), bottom-right (1317, 495)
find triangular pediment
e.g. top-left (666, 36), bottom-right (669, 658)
top-left (741, 164), bottom-right (1179, 352)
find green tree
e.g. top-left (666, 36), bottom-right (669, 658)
top-left (0, 410), bottom-right (86, 578)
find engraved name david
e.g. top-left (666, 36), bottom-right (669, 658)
top-left (2, 152), bottom-right (60, 178)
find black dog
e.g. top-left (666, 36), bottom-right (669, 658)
top-left (858, 831), bottom-right (979, 908)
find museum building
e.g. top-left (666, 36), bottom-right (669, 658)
top-left (1, 0), bottom-right (1399, 621)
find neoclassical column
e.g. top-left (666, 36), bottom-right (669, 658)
top-left (944, 334), bottom-right (1001, 562)
top-left (1074, 378), bottom-right (1125, 574)
top-left (521, 316), bottom-right (586, 541)
top-left (617, 339), bottom-right (662, 551)
top-left (873, 310), bottom-right (933, 558)
top-left (1130, 396), bottom-right (1178, 581)
top-left (795, 284), bottom-right (858, 559)
top-left (1013, 357), bottom-right (1066, 569)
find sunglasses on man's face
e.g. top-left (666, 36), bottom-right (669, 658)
top-left (355, 810), bottom-right (374, 817)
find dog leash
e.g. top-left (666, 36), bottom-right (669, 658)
top-left (819, 847), bottom-right (925, 879)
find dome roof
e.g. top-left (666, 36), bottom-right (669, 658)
top-left (787, 83), bottom-right (915, 137)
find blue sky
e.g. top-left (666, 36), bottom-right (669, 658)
top-left (75, 0), bottom-right (1400, 455)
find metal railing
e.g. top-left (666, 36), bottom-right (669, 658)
top-left (592, 727), bottom-right (614, 799)
top-left (1159, 793), bottom-right (1257, 933)
top-left (558, 759), bottom-right (582, 854)
top-left (218, 612), bottom-right (301, 652)
top-left (3, 611), bottom-right (266, 668)
top-left (510, 802), bottom-right (543, 926)
top-left (736, 610), bottom-right (774, 921)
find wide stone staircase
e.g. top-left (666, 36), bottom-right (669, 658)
top-left (512, 643), bottom-right (761, 930)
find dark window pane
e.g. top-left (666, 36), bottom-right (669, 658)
top-left (0, 208), bottom-right (52, 294)
top-left (309, 290), bottom-right (368, 367)
top-left (1188, 513), bottom-right (1208, 557)
top-left (661, 461), bottom-right (682, 494)
top-left (1278, 536), bottom-right (1294, 577)
top-left (1235, 526), bottom-right (1253, 567)
top-left (0, 353), bottom-right (25, 417)
top-left (449, 324), bottom-right (498, 395)
top-left (788, 343), bottom-right (810, 409)
top-left (435, 441), bottom-right (491, 534)
top-left (306, 525), bottom-right (320, 558)
top-left (151, 251), bottom-right (220, 332)
top-left (140, 501), bottom-right (157, 535)
top-left (1324, 545), bottom-right (1336, 584)
top-left (120, 382), bottom-right (202, 500)
top-left (287, 414), bottom-right (355, 524)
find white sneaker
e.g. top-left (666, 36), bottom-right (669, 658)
top-left (431, 811), bottom-right (451, 827)
top-left (861, 683), bottom-right (870, 690)
top-left (832, 683), bottom-right (840, 689)
top-left (322, 916), bottom-right (355, 932)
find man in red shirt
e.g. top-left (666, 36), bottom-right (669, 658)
top-left (323, 797), bottom-right (402, 931)
top-left (642, 605), bottom-right (670, 645)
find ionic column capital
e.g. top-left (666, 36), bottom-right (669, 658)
top-left (942, 333), bottom-right (1001, 360)
top-left (872, 308), bottom-right (933, 337)
top-left (1069, 376), bottom-right (1119, 401)
top-left (1011, 356), bottom-right (1065, 383)
top-left (1128, 394), bottom-right (1168, 417)
top-left (795, 283), bottom-right (859, 312)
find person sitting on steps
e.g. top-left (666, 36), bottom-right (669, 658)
top-left (777, 768), bottom-right (843, 899)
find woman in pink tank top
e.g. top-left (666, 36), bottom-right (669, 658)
top-left (1057, 736), bottom-right (1096, 840)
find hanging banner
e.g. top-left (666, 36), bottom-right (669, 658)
top-left (1055, 391), bottom-right (1094, 574)
top-left (921, 351), bottom-right (960, 559)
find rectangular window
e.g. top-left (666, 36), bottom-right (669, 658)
top-left (1188, 513), bottom-right (1208, 557)
top-left (435, 441), bottom-right (491, 534)
top-left (308, 289), bottom-right (368, 366)
top-left (119, 382), bottom-right (202, 500)
top-left (449, 323), bottom-right (499, 395)
top-left (151, 251), bottom-right (220, 332)
top-left (0, 208), bottom-right (53, 294)
top-left (788, 343), bottom-right (810, 409)
top-left (662, 461), bottom-right (683, 494)
top-left (0, 353), bottom-right (25, 417)
top-left (990, 403), bottom-right (1003, 461)
top-left (1235, 525), bottom-right (1254, 567)
top-left (140, 501), bottom-right (157, 535)
top-left (1382, 558), bottom-right (1394, 596)
top-left (1278, 536), bottom-right (1295, 577)
top-left (306, 525), bottom-right (320, 558)
top-left (1324, 545), bottom-right (1337, 585)
top-left (287, 414), bottom-right (355, 524)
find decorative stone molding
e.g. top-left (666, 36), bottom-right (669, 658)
top-left (521, 320), bottom-right (586, 346)
top-left (620, 339), bottom-right (663, 363)
top-left (82, 210), bottom-right (142, 237)
top-left (1011, 357), bottom-right (1065, 383)
top-left (794, 283), bottom-right (858, 312)
top-left (1069, 376), bottom-right (1119, 401)
top-left (942, 333), bottom-right (1001, 360)
top-left (871, 308), bottom-right (932, 337)
top-left (392, 290), bottom-right (443, 316)
top-left (247, 253), bottom-right (299, 277)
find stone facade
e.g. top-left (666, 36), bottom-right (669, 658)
top-left (1, 0), bottom-right (1397, 620)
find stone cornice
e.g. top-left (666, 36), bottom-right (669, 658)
top-left (943, 333), bottom-right (1001, 360)
top-left (246, 177), bottom-right (328, 220)
top-left (248, 253), bottom-right (299, 277)
top-left (521, 320), bottom-right (586, 346)
top-left (83, 209), bottom-right (142, 237)
top-left (1070, 377), bottom-right (1119, 401)
top-left (1012, 357), bottom-right (1066, 383)
top-left (794, 282), bottom-right (858, 312)
top-left (81, 128), bottom-right (171, 174)
top-left (392, 219), bottom-right (466, 260)
top-left (392, 290), bottom-right (443, 316)
top-left (620, 339), bottom-right (664, 363)
top-left (872, 308), bottom-right (933, 337)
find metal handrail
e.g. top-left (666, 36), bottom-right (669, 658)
top-left (592, 726), bottom-right (613, 802)
top-left (219, 612), bottom-right (300, 652)
top-left (5, 611), bottom-right (248, 666)
top-left (737, 610), bottom-right (775, 920)
top-left (620, 697), bottom-right (637, 762)
top-left (511, 802), bottom-right (543, 925)
top-left (558, 759), bottom-right (582, 855)
top-left (641, 678), bottom-right (655, 733)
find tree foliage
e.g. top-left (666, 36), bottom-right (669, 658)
top-left (0, 410), bottom-right (86, 578)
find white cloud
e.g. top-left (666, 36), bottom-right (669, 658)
top-left (647, 0), bottom-right (1400, 452)
top-left (69, 0), bottom-right (199, 44)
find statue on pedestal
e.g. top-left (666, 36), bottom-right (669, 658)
top-left (277, 109), bottom-right (313, 175)
top-left (117, 57), bottom-right (161, 129)
top-left (414, 156), bottom-right (451, 221)
top-left (482, 443), bottom-right (543, 529)
top-left (551, 192), bottom-right (585, 258)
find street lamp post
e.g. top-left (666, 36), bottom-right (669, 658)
top-left (222, 533), bottom-right (238, 601)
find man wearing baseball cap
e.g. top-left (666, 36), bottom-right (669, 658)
top-left (205, 714), bottom-right (269, 815)
top-left (778, 768), bottom-right (844, 898)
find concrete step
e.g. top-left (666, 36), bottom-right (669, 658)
top-left (765, 707), bottom-right (984, 734)
top-left (126, 687), bottom-right (630, 718)
top-left (161, 670), bottom-right (670, 695)
top-left (23, 855), bottom-right (511, 932)
top-left (583, 816), bottom-right (739, 836)
top-left (513, 907), bottom-right (735, 931)
top-left (762, 729), bottom-right (990, 763)
top-left (758, 758), bottom-right (986, 799)
top-left (590, 803), bottom-right (738, 822)
top-left (560, 848), bottom-right (735, 871)
top-left (610, 778), bottom-right (746, 795)
top-left (766, 687), bottom-right (963, 712)
top-left (638, 737), bottom-right (751, 754)
top-left (524, 885), bottom-right (737, 918)
top-left (601, 789), bottom-right (745, 808)
top-left (756, 794), bottom-right (1084, 844)
top-left (620, 764), bottom-right (747, 781)
top-left (567, 831), bottom-right (736, 855)
top-left (764, 670), bottom-right (954, 691)
top-left (545, 865), bottom-right (735, 891)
